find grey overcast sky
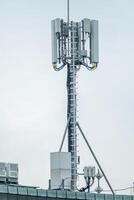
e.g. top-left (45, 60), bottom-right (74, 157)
top-left (0, 0), bottom-right (134, 194)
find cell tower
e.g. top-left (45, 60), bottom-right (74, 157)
top-left (51, 0), bottom-right (98, 191)
top-left (51, 0), bottom-right (114, 194)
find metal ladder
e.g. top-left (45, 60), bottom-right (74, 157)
top-left (67, 22), bottom-right (79, 190)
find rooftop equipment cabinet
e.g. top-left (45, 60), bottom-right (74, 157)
top-left (0, 162), bottom-right (18, 184)
top-left (50, 152), bottom-right (71, 190)
top-left (7, 163), bottom-right (18, 184)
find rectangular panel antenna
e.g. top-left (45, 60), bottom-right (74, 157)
top-left (51, 20), bottom-right (57, 65)
top-left (90, 20), bottom-right (99, 64)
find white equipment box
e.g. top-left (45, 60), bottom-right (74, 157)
top-left (7, 163), bottom-right (18, 184)
top-left (50, 152), bottom-right (71, 190)
top-left (0, 162), bottom-right (18, 184)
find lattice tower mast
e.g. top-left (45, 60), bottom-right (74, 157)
top-left (51, 0), bottom-right (99, 191)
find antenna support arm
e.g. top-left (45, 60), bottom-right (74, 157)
top-left (53, 62), bottom-right (66, 71)
top-left (81, 61), bottom-right (98, 71)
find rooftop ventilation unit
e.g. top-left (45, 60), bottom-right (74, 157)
top-left (0, 162), bottom-right (18, 184)
top-left (7, 163), bottom-right (18, 184)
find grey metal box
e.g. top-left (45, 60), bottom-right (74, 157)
top-left (50, 152), bottom-right (71, 190)
top-left (7, 163), bottom-right (18, 184)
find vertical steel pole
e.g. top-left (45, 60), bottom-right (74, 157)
top-left (67, 0), bottom-right (70, 24)
top-left (67, 0), bottom-right (70, 57)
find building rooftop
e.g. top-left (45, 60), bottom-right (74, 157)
top-left (0, 184), bottom-right (133, 200)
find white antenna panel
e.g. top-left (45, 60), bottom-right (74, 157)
top-left (90, 20), bottom-right (99, 64)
